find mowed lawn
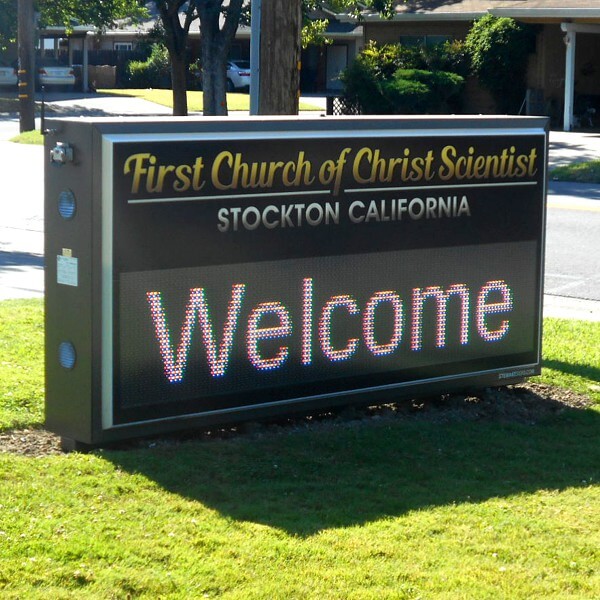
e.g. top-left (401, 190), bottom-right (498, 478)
top-left (97, 88), bottom-right (324, 113)
top-left (0, 299), bottom-right (598, 599)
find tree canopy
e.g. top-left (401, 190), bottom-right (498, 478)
top-left (0, 0), bottom-right (147, 54)
top-left (0, 0), bottom-right (17, 52)
top-left (39, 0), bottom-right (148, 31)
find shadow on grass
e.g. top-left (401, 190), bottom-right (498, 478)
top-left (108, 394), bottom-right (600, 537)
top-left (543, 358), bottom-right (600, 384)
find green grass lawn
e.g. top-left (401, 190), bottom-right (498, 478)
top-left (8, 129), bottom-right (43, 145)
top-left (98, 88), bottom-right (324, 113)
top-left (550, 160), bottom-right (600, 183)
top-left (0, 298), bottom-right (599, 598)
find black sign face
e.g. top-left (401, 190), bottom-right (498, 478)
top-left (102, 126), bottom-right (545, 427)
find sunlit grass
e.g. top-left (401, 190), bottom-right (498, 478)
top-left (98, 88), bottom-right (324, 112)
top-left (9, 129), bottom-right (43, 145)
top-left (0, 299), bottom-right (598, 598)
top-left (536, 318), bottom-right (600, 403)
top-left (0, 299), bottom-right (44, 429)
top-left (550, 160), bottom-right (600, 183)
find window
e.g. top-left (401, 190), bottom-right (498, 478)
top-left (114, 42), bottom-right (133, 52)
top-left (399, 35), bottom-right (451, 48)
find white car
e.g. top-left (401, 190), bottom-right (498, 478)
top-left (37, 59), bottom-right (75, 90)
top-left (194, 60), bottom-right (251, 93)
top-left (226, 60), bottom-right (251, 92)
top-left (0, 62), bottom-right (17, 87)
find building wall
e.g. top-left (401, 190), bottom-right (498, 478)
top-left (363, 21), bottom-right (471, 45)
top-left (525, 25), bottom-right (565, 125)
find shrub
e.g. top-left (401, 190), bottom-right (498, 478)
top-left (341, 41), bottom-right (465, 114)
top-left (382, 76), bottom-right (430, 114)
top-left (126, 43), bottom-right (171, 88)
top-left (465, 15), bottom-right (536, 113)
top-left (383, 69), bottom-right (464, 114)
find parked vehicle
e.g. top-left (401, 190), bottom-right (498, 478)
top-left (226, 60), bottom-right (251, 92)
top-left (0, 62), bottom-right (17, 88)
top-left (37, 58), bottom-right (75, 90)
top-left (194, 60), bottom-right (251, 92)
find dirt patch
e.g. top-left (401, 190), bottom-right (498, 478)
top-left (0, 427), bottom-right (63, 456)
top-left (0, 383), bottom-right (594, 457)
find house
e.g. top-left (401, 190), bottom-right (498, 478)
top-left (341, 0), bottom-right (600, 130)
top-left (38, 5), bottom-right (363, 94)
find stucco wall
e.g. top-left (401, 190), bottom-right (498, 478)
top-left (363, 21), bottom-right (471, 44)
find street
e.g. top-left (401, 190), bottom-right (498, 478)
top-left (0, 112), bottom-right (599, 319)
top-left (546, 182), bottom-right (600, 300)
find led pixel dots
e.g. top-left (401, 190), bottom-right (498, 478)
top-left (146, 277), bottom-right (515, 383)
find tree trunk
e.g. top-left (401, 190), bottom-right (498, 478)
top-left (259, 0), bottom-right (301, 115)
top-left (197, 0), bottom-right (243, 117)
top-left (169, 49), bottom-right (188, 116)
top-left (199, 3), bottom-right (227, 116)
top-left (159, 2), bottom-right (188, 116)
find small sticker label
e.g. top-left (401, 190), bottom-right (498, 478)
top-left (57, 255), bottom-right (78, 287)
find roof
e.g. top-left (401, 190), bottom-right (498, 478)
top-left (354, 0), bottom-right (600, 22)
top-left (104, 3), bottom-right (361, 42)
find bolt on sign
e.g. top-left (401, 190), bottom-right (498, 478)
top-left (44, 116), bottom-right (548, 447)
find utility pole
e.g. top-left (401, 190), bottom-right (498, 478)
top-left (18, 0), bottom-right (36, 132)
top-left (258, 0), bottom-right (301, 115)
top-left (249, 0), bottom-right (261, 115)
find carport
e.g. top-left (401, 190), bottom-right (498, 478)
top-left (560, 22), bottom-right (600, 131)
top-left (38, 25), bottom-right (98, 93)
top-left (491, 4), bottom-right (600, 131)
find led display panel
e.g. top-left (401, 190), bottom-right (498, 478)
top-left (44, 117), bottom-right (548, 445)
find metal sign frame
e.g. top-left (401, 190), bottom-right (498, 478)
top-left (45, 116), bottom-right (548, 446)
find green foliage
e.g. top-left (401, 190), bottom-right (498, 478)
top-left (379, 69), bottom-right (464, 114)
top-left (417, 39), bottom-right (470, 77)
top-left (126, 43), bottom-right (171, 89)
top-left (39, 0), bottom-right (147, 32)
top-left (465, 15), bottom-right (536, 113)
top-left (301, 19), bottom-right (331, 49)
top-left (301, 1), bottom-right (397, 47)
top-left (1, 0), bottom-right (147, 57)
top-left (394, 69), bottom-right (464, 113)
top-left (0, 0), bottom-right (16, 52)
top-left (341, 42), bottom-right (465, 114)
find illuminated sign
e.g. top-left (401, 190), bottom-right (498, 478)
top-left (44, 117), bottom-right (548, 446)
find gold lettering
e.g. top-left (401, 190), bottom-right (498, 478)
top-left (123, 153), bottom-right (152, 194)
top-left (528, 148), bottom-right (538, 177)
top-left (353, 147), bottom-right (374, 184)
top-left (192, 157), bottom-right (205, 191)
top-left (174, 164), bottom-right (192, 192)
top-left (212, 151), bottom-right (235, 190)
top-left (438, 145), bottom-right (457, 181)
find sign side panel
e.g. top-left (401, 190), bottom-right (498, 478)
top-left (44, 123), bottom-right (95, 443)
